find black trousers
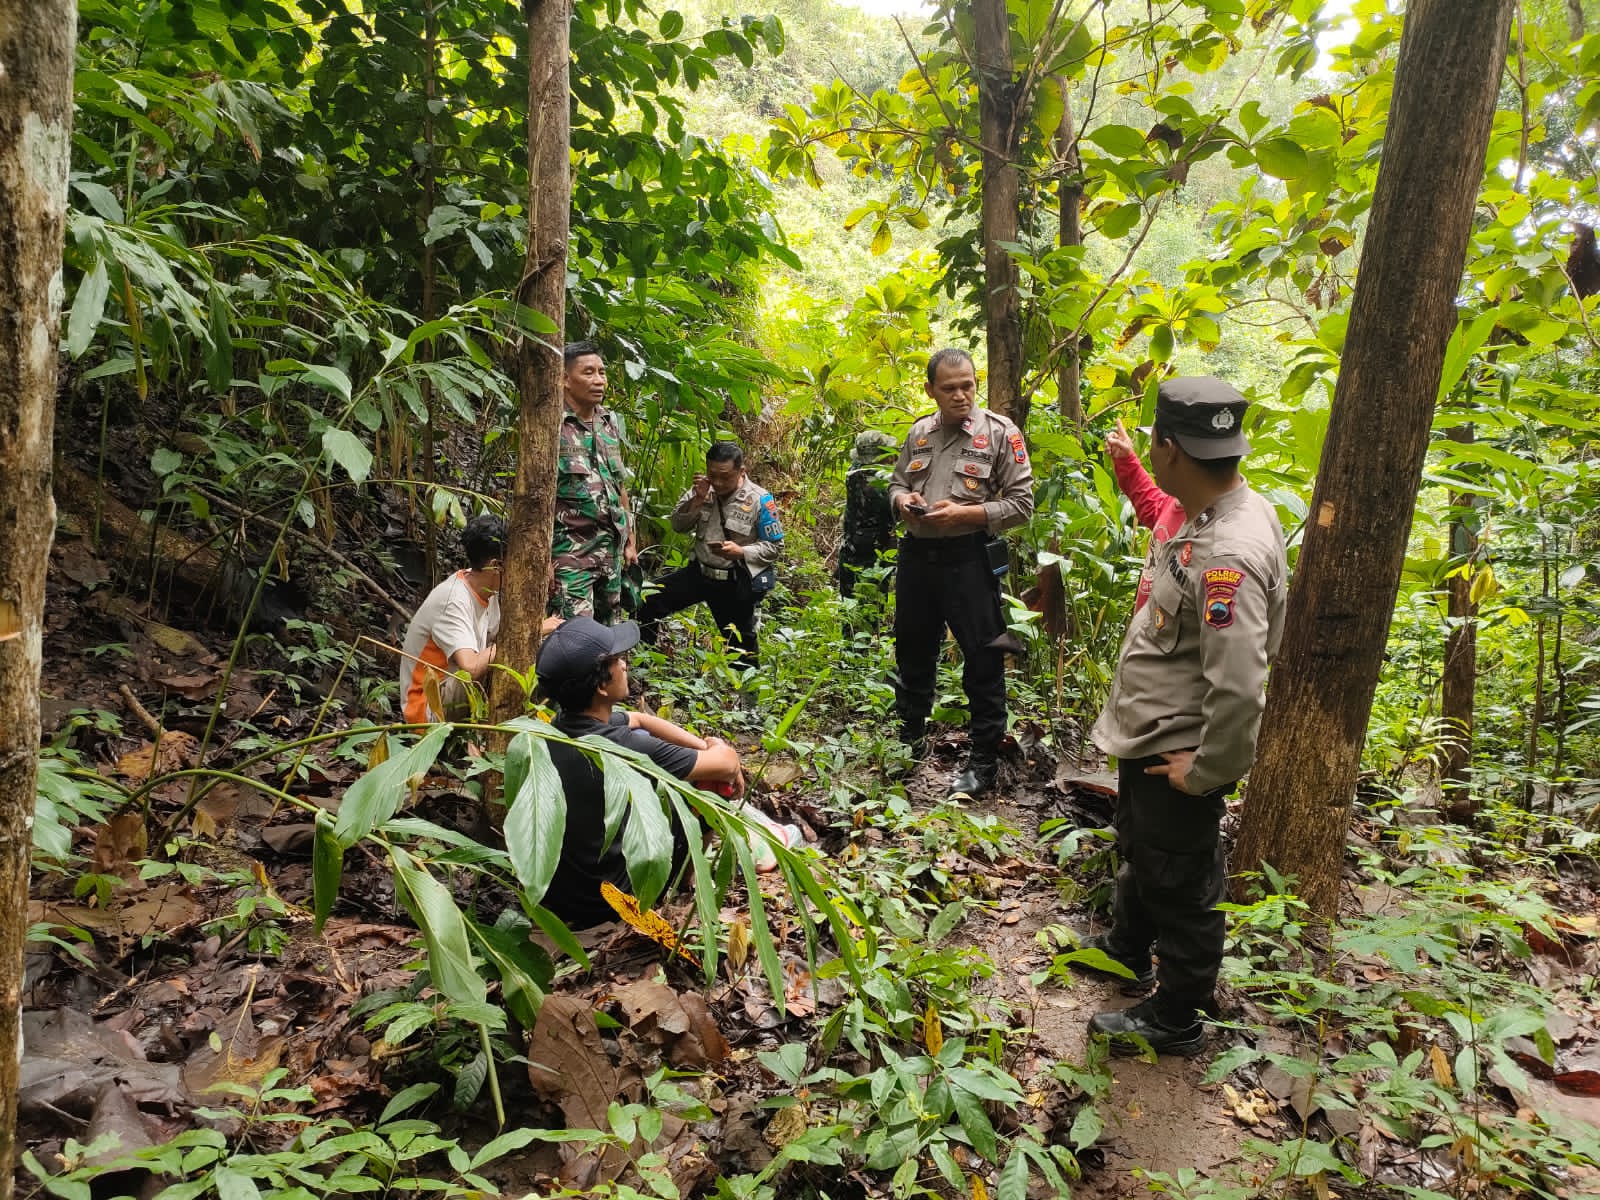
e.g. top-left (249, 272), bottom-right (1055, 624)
top-left (1107, 756), bottom-right (1230, 1008)
top-left (639, 563), bottom-right (758, 666)
top-left (893, 533), bottom-right (1007, 752)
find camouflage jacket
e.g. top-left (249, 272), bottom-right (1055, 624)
top-left (841, 466), bottom-right (895, 563)
top-left (554, 406), bottom-right (629, 552)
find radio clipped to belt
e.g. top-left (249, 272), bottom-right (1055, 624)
top-left (984, 537), bottom-right (1011, 578)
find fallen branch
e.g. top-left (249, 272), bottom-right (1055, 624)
top-left (193, 486), bottom-right (412, 622)
top-left (117, 684), bottom-right (163, 738)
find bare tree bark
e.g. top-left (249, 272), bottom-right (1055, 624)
top-left (0, 4), bottom-right (76, 1193)
top-left (1232, 0), bottom-right (1514, 917)
top-left (1566, 0), bottom-right (1585, 41)
top-left (1055, 85), bottom-right (1083, 427)
top-left (973, 0), bottom-right (1025, 427)
top-left (491, 0), bottom-right (568, 722)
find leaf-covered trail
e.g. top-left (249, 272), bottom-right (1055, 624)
top-left (904, 750), bottom-right (1253, 1197)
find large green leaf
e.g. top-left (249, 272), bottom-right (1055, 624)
top-left (66, 259), bottom-right (111, 359)
top-left (502, 731), bottom-right (567, 905)
top-left (1255, 137), bottom-right (1309, 179)
top-left (668, 788), bottom-right (723, 984)
top-left (311, 810), bottom-right (343, 933)
top-left (996, 1143), bottom-right (1030, 1199)
top-left (600, 746), bottom-right (655, 854)
top-left (205, 282), bottom-right (233, 394)
top-left (465, 915), bottom-right (549, 1029)
top-left (335, 723), bottom-right (452, 848)
top-left (1086, 123), bottom-right (1148, 158)
top-left (725, 824), bottom-right (787, 1013)
top-left (951, 1083), bottom-right (997, 1160)
top-left (620, 769), bottom-right (674, 911)
top-left (322, 428), bottom-right (374, 484)
top-left (389, 847), bottom-right (486, 1008)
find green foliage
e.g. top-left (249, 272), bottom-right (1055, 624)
top-left (34, 0), bottom-right (1600, 1195)
top-left (32, 752), bottom-right (117, 869)
top-left (24, 1071), bottom-right (550, 1200)
top-left (1212, 844), bottom-right (1600, 1196)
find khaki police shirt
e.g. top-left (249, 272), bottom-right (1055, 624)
top-left (886, 408), bottom-right (1035, 537)
top-left (1091, 483), bottom-right (1287, 795)
top-left (668, 476), bottom-right (784, 578)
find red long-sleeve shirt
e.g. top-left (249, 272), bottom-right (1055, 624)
top-left (1113, 452), bottom-right (1187, 612)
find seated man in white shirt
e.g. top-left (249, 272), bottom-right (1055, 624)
top-left (397, 515), bottom-right (508, 722)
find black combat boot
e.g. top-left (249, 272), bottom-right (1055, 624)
top-left (947, 747), bottom-right (998, 799)
top-left (1087, 992), bottom-right (1207, 1057)
top-left (1068, 932), bottom-right (1155, 995)
top-left (898, 720), bottom-right (928, 763)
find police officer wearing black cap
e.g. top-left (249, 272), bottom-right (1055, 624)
top-left (887, 349), bottom-right (1034, 798)
top-left (1079, 377), bottom-right (1287, 1056)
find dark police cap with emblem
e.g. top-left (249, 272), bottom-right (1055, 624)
top-left (1155, 376), bottom-right (1250, 459)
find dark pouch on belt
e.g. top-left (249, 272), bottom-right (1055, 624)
top-left (750, 566), bottom-right (777, 597)
top-left (985, 537), bottom-right (1011, 578)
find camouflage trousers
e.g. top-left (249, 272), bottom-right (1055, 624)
top-left (551, 536), bottom-right (626, 624)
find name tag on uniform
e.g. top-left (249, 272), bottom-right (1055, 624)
top-left (1167, 557), bottom-right (1188, 585)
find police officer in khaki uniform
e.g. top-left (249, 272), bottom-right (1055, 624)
top-left (639, 440), bottom-right (783, 668)
top-left (887, 348), bottom-right (1034, 797)
top-left (1080, 377), bottom-right (1286, 1056)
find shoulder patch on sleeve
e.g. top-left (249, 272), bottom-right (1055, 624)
top-left (757, 493), bottom-right (784, 540)
top-left (1008, 431), bottom-right (1028, 465)
top-left (1202, 567), bottom-right (1244, 629)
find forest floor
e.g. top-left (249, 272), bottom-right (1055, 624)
top-left (21, 528), bottom-right (1600, 1199)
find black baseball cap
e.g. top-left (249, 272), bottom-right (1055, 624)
top-left (534, 616), bottom-right (640, 686)
top-left (1155, 377), bottom-right (1251, 459)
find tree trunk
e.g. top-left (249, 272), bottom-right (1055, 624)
top-left (972, 0), bottom-right (1025, 428)
top-left (1566, 0), bottom-right (1585, 41)
top-left (1055, 85), bottom-right (1083, 427)
top-left (1440, 427), bottom-right (1478, 820)
top-left (491, 0), bottom-right (568, 722)
top-left (1232, 0), bottom-right (1513, 918)
top-left (1523, 540), bottom-right (1549, 810)
top-left (420, 0), bottom-right (440, 586)
top-left (0, 4), bottom-right (76, 1194)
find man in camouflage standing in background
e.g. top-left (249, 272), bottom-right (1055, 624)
top-left (552, 341), bottom-right (638, 623)
top-left (837, 430), bottom-right (899, 600)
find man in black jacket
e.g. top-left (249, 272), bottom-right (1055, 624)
top-left (535, 617), bottom-right (743, 928)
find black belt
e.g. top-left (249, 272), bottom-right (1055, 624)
top-left (898, 532), bottom-right (987, 562)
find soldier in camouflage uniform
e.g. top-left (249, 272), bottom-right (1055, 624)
top-left (552, 342), bottom-right (638, 623)
top-left (838, 430), bottom-right (899, 599)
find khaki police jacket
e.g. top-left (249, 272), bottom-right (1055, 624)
top-left (668, 476), bottom-right (784, 579)
top-left (886, 408), bottom-right (1035, 537)
top-left (1091, 483), bottom-right (1286, 795)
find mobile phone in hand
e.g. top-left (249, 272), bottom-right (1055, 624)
top-left (906, 502), bottom-right (928, 516)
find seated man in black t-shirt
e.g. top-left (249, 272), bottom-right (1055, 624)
top-left (534, 616), bottom-right (744, 929)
